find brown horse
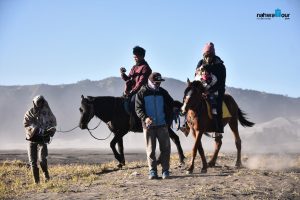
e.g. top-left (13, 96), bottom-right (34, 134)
top-left (181, 80), bottom-right (254, 174)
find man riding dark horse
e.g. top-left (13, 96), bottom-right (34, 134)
top-left (195, 42), bottom-right (226, 133)
top-left (120, 46), bottom-right (152, 130)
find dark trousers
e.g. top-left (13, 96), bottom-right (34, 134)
top-left (128, 95), bottom-right (141, 131)
top-left (207, 92), bottom-right (224, 133)
top-left (129, 94), bottom-right (136, 112)
top-left (124, 80), bottom-right (135, 94)
top-left (215, 92), bottom-right (224, 133)
top-left (28, 142), bottom-right (49, 183)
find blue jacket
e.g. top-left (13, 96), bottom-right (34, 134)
top-left (135, 85), bottom-right (173, 128)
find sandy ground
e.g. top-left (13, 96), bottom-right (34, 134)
top-left (1, 149), bottom-right (300, 200)
top-left (0, 149), bottom-right (146, 165)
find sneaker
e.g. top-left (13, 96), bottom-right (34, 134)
top-left (148, 170), bottom-right (158, 180)
top-left (162, 170), bottom-right (170, 179)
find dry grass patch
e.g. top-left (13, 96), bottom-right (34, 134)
top-left (0, 159), bottom-right (147, 199)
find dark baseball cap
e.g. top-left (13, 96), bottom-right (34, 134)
top-left (149, 72), bottom-right (165, 82)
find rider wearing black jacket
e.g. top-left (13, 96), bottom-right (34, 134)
top-left (196, 42), bottom-right (226, 133)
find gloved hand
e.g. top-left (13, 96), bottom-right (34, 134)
top-left (31, 127), bottom-right (42, 137)
top-left (120, 67), bottom-right (126, 74)
top-left (45, 127), bottom-right (56, 137)
top-left (34, 127), bottom-right (44, 136)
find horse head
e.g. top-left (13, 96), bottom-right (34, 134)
top-left (181, 79), bottom-right (206, 114)
top-left (79, 95), bottom-right (95, 129)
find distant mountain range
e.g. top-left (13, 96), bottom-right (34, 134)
top-left (1, 77), bottom-right (299, 152)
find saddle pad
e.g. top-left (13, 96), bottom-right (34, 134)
top-left (205, 101), bottom-right (232, 119)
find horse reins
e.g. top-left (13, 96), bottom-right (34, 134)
top-left (56, 125), bottom-right (79, 133)
top-left (172, 110), bottom-right (181, 131)
top-left (84, 97), bottom-right (118, 140)
top-left (45, 118), bottom-right (111, 141)
top-left (87, 126), bottom-right (113, 141)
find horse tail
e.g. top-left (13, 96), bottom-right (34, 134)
top-left (238, 107), bottom-right (255, 127)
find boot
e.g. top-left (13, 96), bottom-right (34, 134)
top-left (123, 98), bottom-right (130, 114)
top-left (32, 167), bottom-right (40, 184)
top-left (216, 115), bottom-right (224, 133)
top-left (129, 114), bottom-right (136, 131)
top-left (40, 162), bottom-right (50, 182)
top-left (212, 114), bottom-right (221, 133)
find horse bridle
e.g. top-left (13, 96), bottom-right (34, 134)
top-left (83, 97), bottom-right (117, 141)
top-left (181, 85), bottom-right (202, 114)
top-left (82, 100), bottom-right (95, 126)
top-left (181, 85), bottom-right (204, 125)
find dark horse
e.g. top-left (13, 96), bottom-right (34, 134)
top-left (79, 95), bottom-right (185, 167)
top-left (181, 80), bottom-right (254, 174)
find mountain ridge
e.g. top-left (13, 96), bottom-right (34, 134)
top-left (1, 77), bottom-right (300, 151)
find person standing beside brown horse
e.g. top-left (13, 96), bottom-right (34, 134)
top-left (135, 72), bottom-right (174, 179)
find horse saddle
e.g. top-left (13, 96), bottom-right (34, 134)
top-left (205, 100), bottom-right (231, 119)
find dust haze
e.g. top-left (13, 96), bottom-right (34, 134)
top-left (1, 78), bottom-right (300, 165)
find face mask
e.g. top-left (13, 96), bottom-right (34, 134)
top-left (148, 79), bottom-right (160, 90)
top-left (154, 82), bottom-right (161, 89)
top-left (204, 54), bottom-right (213, 64)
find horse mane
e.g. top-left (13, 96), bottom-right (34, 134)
top-left (190, 80), bottom-right (205, 92)
top-left (173, 100), bottom-right (183, 108)
top-left (89, 96), bottom-right (126, 122)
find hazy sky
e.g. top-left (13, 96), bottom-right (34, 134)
top-left (0, 0), bottom-right (299, 97)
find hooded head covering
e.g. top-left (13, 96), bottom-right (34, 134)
top-left (33, 95), bottom-right (45, 108)
top-left (24, 95), bottom-right (56, 140)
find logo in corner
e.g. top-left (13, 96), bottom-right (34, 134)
top-left (257, 8), bottom-right (290, 20)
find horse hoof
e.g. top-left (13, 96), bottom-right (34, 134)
top-left (208, 162), bottom-right (216, 168)
top-left (235, 163), bottom-right (243, 168)
top-left (186, 170), bottom-right (193, 175)
top-left (201, 168), bottom-right (207, 173)
top-left (117, 163), bottom-right (123, 168)
top-left (177, 162), bottom-right (185, 168)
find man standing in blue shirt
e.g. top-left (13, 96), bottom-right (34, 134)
top-left (135, 72), bottom-right (173, 179)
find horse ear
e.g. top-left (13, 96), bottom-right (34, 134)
top-left (187, 78), bottom-right (191, 85)
top-left (81, 95), bottom-right (84, 99)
